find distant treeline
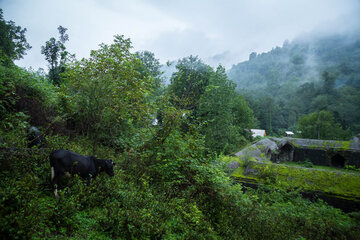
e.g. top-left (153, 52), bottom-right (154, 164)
top-left (228, 33), bottom-right (360, 137)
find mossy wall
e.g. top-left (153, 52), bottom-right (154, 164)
top-left (345, 151), bottom-right (360, 167)
top-left (227, 157), bottom-right (360, 203)
top-left (293, 148), bottom-right (360, 168)
top-left (293, 148), bottom-right (331, 166)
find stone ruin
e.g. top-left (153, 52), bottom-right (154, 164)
top-left (232, 136), bottom-right (360, 168)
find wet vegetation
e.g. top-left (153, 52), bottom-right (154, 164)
top-left (1, 9), bottom-right (360, 239)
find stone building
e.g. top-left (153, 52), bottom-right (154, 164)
top-left (233, 135), bottom-right (360, 168)
top-left (272, 137), bottom-right (360, 168)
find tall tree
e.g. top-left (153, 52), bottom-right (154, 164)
top-left (136, 50), bottom-right (163, 87)
top-left (41, 26), bottom-right (69, 85)
top-left (232, 95), bottom-right (257, 133)
top-left (322, 71), bottom-right (336, 95)
top-left (169, 56), bottom-right (213, 112)
top-left (63, 35), bottom-right (156, 153)
top-left (135, 50), bottom-right (164, 104)
top-left (0, 9), bottom-right (31, 64)
top-left (334, 86), bottom-right (360, 132)
top-left (198, 66), bottom-right (255, 153)
top-left (296, 110), bottom-right (350, 140)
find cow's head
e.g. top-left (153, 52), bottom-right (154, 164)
top-left (103, 159), bottom-right (115, 177)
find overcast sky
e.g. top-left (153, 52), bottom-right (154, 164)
top-left (1, 0), bottom-right (360, 70)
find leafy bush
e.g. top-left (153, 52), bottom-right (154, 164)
top-left (1, 132), bottom-right (360, 239)
top-left (303, 158), bottom-right (314, 168)
top-left (345, 165), bottom-right (360, 172)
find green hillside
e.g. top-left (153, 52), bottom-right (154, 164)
top-left (228, 33), bottom-right (360, 135)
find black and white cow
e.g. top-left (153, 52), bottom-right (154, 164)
top-left (50, 149), bottom-right (115, 198)
top-left (27, 126), bottom-right (45, 148)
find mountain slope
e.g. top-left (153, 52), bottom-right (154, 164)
top-left (227, 33), bottom-right (360, 135)
top-left (228, 34), bottom-right (360, 93)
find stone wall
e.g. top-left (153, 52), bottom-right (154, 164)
top-left (233, 137), bottom-right (360, 168)
top-left (277, 140), bottom-right (360, 168)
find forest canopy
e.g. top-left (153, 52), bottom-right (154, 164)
top-left (228, 34), bottom-right (360, 137)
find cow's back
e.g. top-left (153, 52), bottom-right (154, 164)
top-left (50, 149), bottom-right (95, 177)
top-left (50, 149), bottom-right (70, 167)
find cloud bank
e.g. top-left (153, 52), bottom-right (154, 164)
top-left (1, 0), bottom-right (359, 70)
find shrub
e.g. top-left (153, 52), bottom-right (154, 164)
top-left (303, 158), bottom-right (314, 168)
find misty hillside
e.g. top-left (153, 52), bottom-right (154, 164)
top-left (228, 34), bottom-right (360, 93)
top-left (227, 33), bottom-right (360, 135)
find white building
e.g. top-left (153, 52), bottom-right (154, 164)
top-left (285, 131), bottom-right (294, 137)
top-left (251, 129), bottom-right (266, 138)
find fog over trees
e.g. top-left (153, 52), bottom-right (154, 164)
top-left (228, 33), bottom-right (360, 136)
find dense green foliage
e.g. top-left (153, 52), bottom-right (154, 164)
top-left (0, 54), bottom-right (57, 148)
top-left (198, 66), bottom-right (256, 153)
top-left (135, 50), bottom-right (164, 89)
top-left (1, 11), bottom-right (360, 239)
top-left (0, 9), bottom-right (31, 63)
top-left (1, 133), bottom-right (360, 239)
top-left (61, 35), bottom-right (157, 154)
top-left (41, 26), bottom-right (70, 85)
top-left (296, 110), bottom-right (350, 140)
top-left (228, 34), bottom-right (360, 136)
top-left (169, 57), bottom-right (255, 154)
top-left (169, 56), bottom-right (213, 112)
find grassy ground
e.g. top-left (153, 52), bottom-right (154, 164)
top-left (282, 161), bottom-right (360, 175)
top-left (223, 156), bottom-right (360, 201)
